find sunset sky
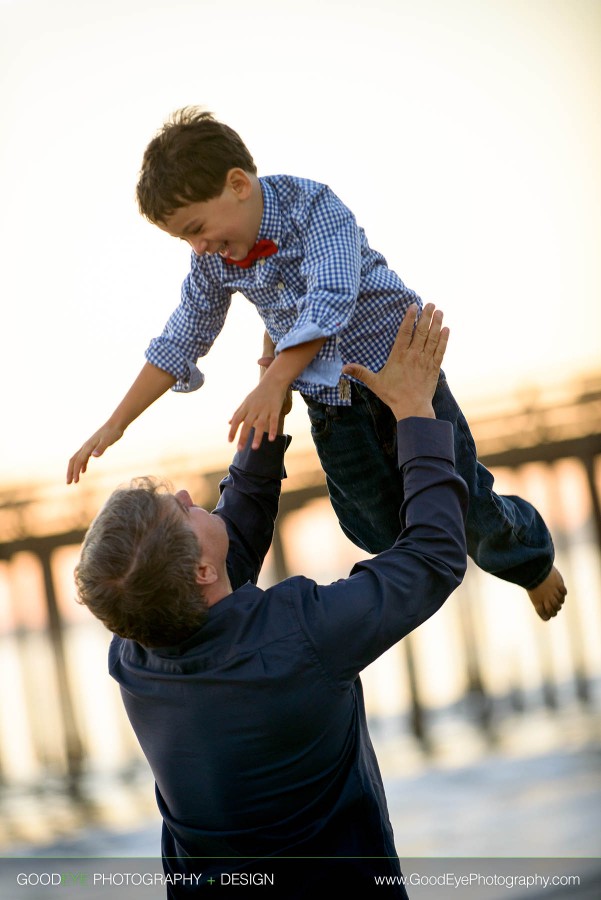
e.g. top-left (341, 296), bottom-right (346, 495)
top-left (1, 0), bottom-right (600, 485)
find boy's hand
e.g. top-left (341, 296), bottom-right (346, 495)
top-left (229, 377), bottom-right (290, 451)
top-left (66, 362), bottom-right (176, 485)
top-left (67, 422), bottom-right (125, 484)
top-left (232, 332), bottom-right (322, 448)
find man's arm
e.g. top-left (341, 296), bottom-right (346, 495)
top-left (216, 345), bottom-right (293, 589)
top-left (294, 303), bottom-right (469, 680)
top-left (297, 416), bottom-right (467, 680)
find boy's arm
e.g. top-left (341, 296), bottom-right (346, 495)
top-left (66, 362), bottom-right (176, 484)
top-left (228, 336), bottom-right (325, 451)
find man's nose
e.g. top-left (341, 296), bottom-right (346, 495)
top-left (175, 490), bottom-right (194, 509)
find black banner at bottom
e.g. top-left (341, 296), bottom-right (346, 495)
top-left (0, 856), bottom-right (598, 898)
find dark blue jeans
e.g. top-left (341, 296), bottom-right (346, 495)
top-left (302, 374), bottom-right (554, 590)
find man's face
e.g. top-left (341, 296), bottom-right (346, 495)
top-left (158, 169), bottom-right (261, 261)
top-left (173, 490), bottom-right (229, 565)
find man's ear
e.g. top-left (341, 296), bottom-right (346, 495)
top-left (226, 167), bottom-right (252, 200)
top-left (195, 562), bottom-right (218, 587)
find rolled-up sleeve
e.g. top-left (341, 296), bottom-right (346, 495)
top-left (145, 256), bottom-right (233, 393)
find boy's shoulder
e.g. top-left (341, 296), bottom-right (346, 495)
top-left (262, 173), bottom-right (324, 189)
top-left (262, 173), bottom-right (329, 198)
top-left (260, 174), bottom-right (352, 219)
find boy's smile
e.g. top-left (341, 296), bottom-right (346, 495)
top-left (157, 168), bottom-right (263, 261)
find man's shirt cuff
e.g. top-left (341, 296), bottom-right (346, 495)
top-left (232, 430), bottom-right (292, 479)
top-left (396, 418), bottom-right (455, 469)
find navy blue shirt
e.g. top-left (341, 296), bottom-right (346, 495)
top-left (109, 419), bottom-right (467, 896)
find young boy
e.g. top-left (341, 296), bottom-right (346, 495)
top-left (67, 107), bottom-right (566, 621)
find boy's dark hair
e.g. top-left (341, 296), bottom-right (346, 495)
top-left (136, 107), bottom-right (257, 224)
top-left (74, 478), bottom-right (208, 647)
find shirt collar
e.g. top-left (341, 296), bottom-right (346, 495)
top-left (257, 178), bottom-right (281, 245)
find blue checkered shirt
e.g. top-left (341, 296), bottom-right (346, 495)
top-left (145, 175), bottom-right (423, 405)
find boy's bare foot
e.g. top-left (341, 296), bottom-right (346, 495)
top-left (527, 566), bottom-right (567, 621)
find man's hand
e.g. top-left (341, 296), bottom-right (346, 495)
top-left (67, 421), bottom-right (125, 484)
top-left (342, 303), bottom-right (449, 420)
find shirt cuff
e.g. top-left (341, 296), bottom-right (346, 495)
top-left (276, 321), bottom-right (328, 352)
top-left (145, 341), bottom-right (206, 393)
top-left (170, 360), bottom-right (205, 393)
top-left (232, 429), bottom-right (292, 479)
top-left (396, 418), bottom-right (455, 469)
top-left (276, 323), bottom-right (342, 387)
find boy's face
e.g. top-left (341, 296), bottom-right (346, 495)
top-left (157, 168), bottom-right (262, 261)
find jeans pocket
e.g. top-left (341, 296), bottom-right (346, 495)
top-left (354, 383), bottom-right (396, 458)
top-left (302, 395), bottom-right (330, 438)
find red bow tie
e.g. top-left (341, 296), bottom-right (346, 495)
top-left (223, 239), bottom-right (278, 268)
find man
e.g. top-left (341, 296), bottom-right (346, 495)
top-left (75, 303), bottom-right (468, 897)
